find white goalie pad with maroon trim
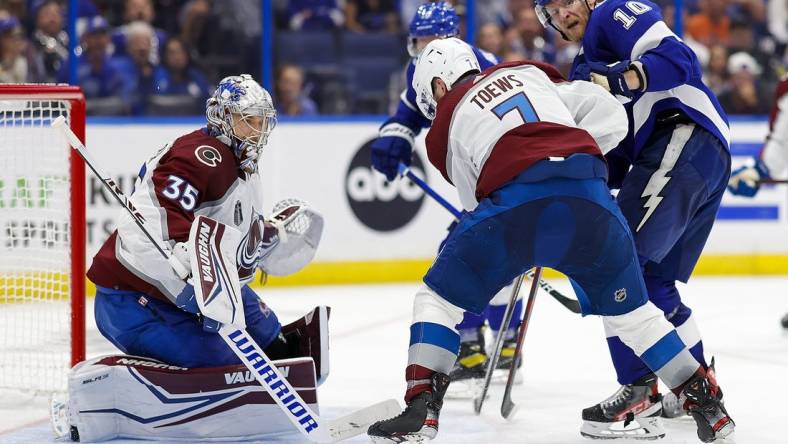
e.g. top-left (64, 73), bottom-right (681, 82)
top-left (58, 355), bottom-right (319, 442)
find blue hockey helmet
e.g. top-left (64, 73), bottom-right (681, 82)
top-left (407, 2), bottom-right (460, 57)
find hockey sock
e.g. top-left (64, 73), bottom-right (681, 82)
top-left (405, 322), bottom-right (460, 402)
top-left (456, 311), bottom-right (485, 330)
top-left (487, 298), bottom-right (523, 332)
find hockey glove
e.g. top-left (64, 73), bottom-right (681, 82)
top-left (175, 284), bottom-right (221, 332)
top-left (728, 158), bottom-right (771, 197)
top-left (371, 121), bottom-right (416, 181)
top-left (589, 60), bottom-right (636, 98)
top-left (258, 198), bottom-right (324, 276)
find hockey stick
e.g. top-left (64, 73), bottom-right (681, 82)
top-left (524, 269), bottom-right (580, 313)
top-left (473, 272), bottom-right (527, 414)
top-left (757, 179), bottom-right (788, 184)
top-left (501, 267), bottom-right (541, 420)
top-left (399, 164), bottom-right (581, 314)
top-left (53, 116), bottom-right (401, 443)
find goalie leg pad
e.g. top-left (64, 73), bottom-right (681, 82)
top-left (280, 306), bottom-right (331, 385)
top-left (60, 355), bottom-right (319, 442)
top-left (94, 286), bottom-right (281, 368)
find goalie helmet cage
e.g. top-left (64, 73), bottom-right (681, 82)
top-left (0, 84), bottom-right (86, 394)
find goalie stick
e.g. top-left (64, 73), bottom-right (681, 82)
top-left (52, 116), bottom-right (400, 443)
top-left (398, 164), bottom-right (581, 314)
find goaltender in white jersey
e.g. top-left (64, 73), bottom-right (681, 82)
top-left (53, 74), bottom-right (332, 442)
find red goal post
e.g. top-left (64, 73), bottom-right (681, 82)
top-left (0, 84), bottom-right (85, 393)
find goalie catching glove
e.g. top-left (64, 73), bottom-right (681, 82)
top-left (258, 198), bottom-right (324, 276)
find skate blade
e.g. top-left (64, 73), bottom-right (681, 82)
top-left (445, 378), bottom-right (485, 399)
top-left (580, 416), bottom-right (665, 440)
top-left (369, 426), bottom-right (437, 443)
top-left (491, 368), bottom-right (522, 385)
top-left (49, 395), bottom-right (69, 439)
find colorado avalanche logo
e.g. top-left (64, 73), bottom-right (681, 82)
top-left (195, 145), bottom-right (222, 167)
top-left (236, 208), bottom-right (278, 281)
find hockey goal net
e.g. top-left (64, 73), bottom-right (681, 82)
top-left (0, 85), bottom-right (86, 395)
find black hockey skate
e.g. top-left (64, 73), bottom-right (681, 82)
top-left (446, 328), bottom-right (487, 398)
top-left (581, 373), bottom-right (665, 440)
top-left (368, 372), bottom-right (450, 443)
top-left (781, 312), bottom-right (788, 329)
top-left (681, 359), bottom-right (734, 443)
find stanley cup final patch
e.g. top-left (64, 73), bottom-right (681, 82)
top-left (234, 201), bottom-right (243, 225)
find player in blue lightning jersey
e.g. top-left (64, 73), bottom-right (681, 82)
top-left (534, 0), bottom-right (734, 441)
top-left (370, 1), bottom-right (521, 396)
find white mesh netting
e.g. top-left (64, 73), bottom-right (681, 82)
top-left (0, 98), bottom-right (73, 394)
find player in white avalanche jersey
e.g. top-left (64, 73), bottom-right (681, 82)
top-left (535, 0), bottom-right (734, 440)
top-left (728, 75), bottom-right (788, 329)
top-left (55, 75), bottom-right (330, 442)
top-left (367, 37), bottom-right (732, 444)
top-left (369, 1), bottom-right (522, 395)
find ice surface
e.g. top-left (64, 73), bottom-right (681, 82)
top-left (2, 277), bottom-right (786, 443)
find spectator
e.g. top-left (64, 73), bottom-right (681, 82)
top-left (286, 0), bottom-right (344, 31)
top-left (686, 0), bottom-right (730, 46)
top-left (121, 20), bottom-right (158, 114)
top-left (0, 15), bottom-right (28, 83)
top-left (274, 63), bottom-right (318, 116)
top-left (718, 52), bottom-right (771, 114)
top-left (508, 7), bottom-right (554, 63)
top-left (152, 36), bottom-right (210, 101)
top-left (178, 0), bottom-right (218, 59)
top-left (705, 44), bottom-right (729, 94)
top-left (477, 22), bottom-right (504, 58)
top-left (112, 0), bottom-right (166, 62)
top-left (28, 0), bottom-right (68, 82)
top-left (345, 0), bottom-right (399, 33)
top-left (57, 16), bottom-right (131, 108)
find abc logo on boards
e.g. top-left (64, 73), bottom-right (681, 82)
top-left (345, 139), bottom-right (426, 232)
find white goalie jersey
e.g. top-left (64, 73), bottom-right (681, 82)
top-left (88, 129), bottom-right (275, 304)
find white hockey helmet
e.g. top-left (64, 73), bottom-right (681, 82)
top-left (412, 38), bottom-right (480, 120)
top-left (206, 74), bottom-right (277, 172)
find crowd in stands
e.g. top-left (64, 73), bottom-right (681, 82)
top-left (0, 0), bottom-right (785, 116)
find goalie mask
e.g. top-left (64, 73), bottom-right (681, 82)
top-left (412, 38), bottom-right (480, 120)
top-left (206, 74), bottom-right (277, 173)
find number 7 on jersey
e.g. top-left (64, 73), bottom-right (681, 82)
top-left (492, 92), bottom-right (540, 123)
